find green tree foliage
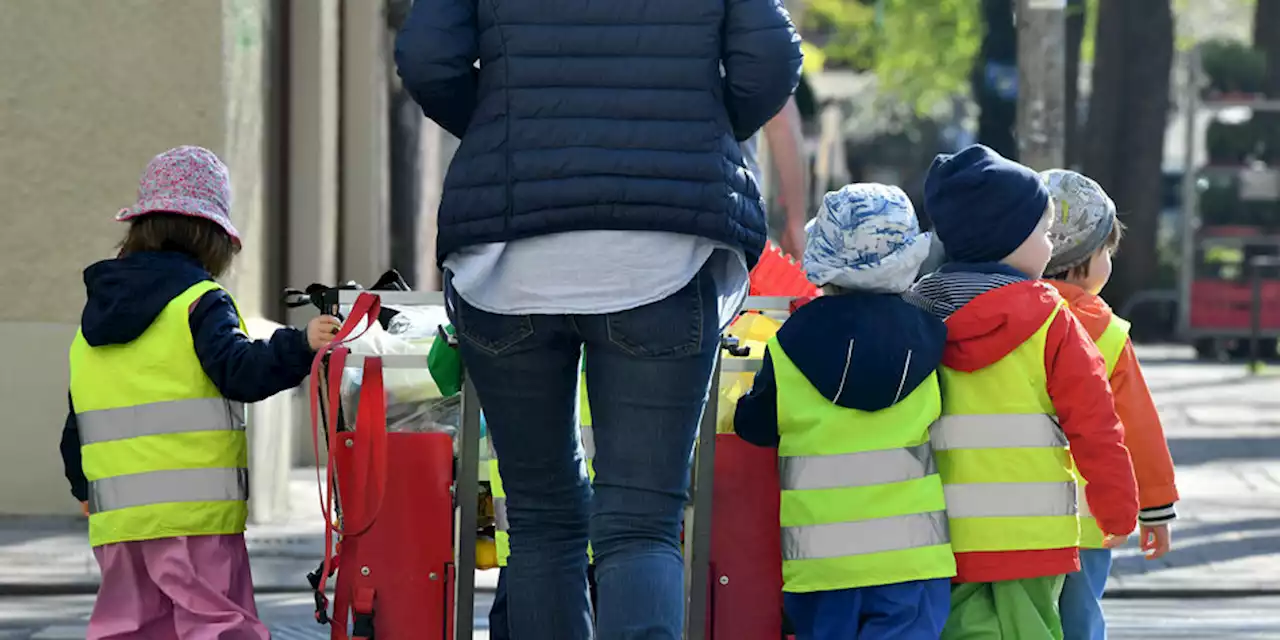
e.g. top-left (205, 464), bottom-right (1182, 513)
top-left (803, 0), bottom-right (981, 113)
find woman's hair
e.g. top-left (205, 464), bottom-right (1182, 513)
top-left (1046, 217), bottom-right (1126, 281)
top-left (119, 213), bottom-right (239, 277)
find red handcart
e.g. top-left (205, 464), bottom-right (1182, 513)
top-left (290, 279), bottom-right (804, 639)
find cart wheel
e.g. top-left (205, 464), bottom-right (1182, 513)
top-left (1228, 340), bottom-right (1248, 361)
top-left (1232, 338), bottom-right (1280, 362)
top-left (1262, 339), bottom-right (1279, 362)
top-left (1227, 339), bottom-right (1261, 361)
top-left (1194, 338), bottom-right (1224, 361)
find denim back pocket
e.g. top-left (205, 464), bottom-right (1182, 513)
top-left (445, 272), bottom-right (535, 357)
top-left (605, 269), bottom-right (710, 358)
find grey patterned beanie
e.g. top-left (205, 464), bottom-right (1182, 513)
top-left (1042, 169), bottom-right (1117, 275)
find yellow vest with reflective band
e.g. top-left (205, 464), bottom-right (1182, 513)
top-left (770, 337), bottom-right (956, 593)
top-left (933, 302), bottom-right (1080, 554)
top-left (493, 375), bottom-right (594, 567)
top-left (69, 280), bottom-right (249, 548)
top-left (1075, 314), bottom-right (1131, 548)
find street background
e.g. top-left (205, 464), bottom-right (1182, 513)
top-left (1, 0), bottom-right (1279, 637)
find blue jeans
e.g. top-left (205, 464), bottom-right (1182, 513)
top-left (491, 566), bottom-right (599, 639)
top-left (1060, 548), bottom-right (1113, 640)
top-left (784, 579), bottom-right (951, 640)
top-left (449, 267), bottom-right (719, 640)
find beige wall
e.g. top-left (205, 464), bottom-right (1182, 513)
top-left (0, 0), bottom-right (274, 515)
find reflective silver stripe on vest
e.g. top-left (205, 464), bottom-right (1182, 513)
top-left (1078, 487), bottom-right (1094, 517)
top-left (77, 398), bottom-right (246, 446)
top-left (581, 426), bottom-right (595, 459)
top-left (944, 481), bottom-right (1077, 518)
top-left (780, 441), bottom-right (936, 491)
top-left (88, 467), bottom-right (249, 514)
top-left (931, 414), bottom-right (1066, 451)
top-left (494, 497), bottom-right (509, 532)
top-left (782, 510), bottom-right (949, 561)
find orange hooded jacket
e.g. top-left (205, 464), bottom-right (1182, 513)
top-left (1049, 281), bottom-right (1180, 513)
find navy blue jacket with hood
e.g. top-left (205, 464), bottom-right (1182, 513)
top-left (394, 0), bottom-right (803, 268)
top-left (733, 293), bottom-right (947, 448)
top-left (61, 251), bottom-right (316, 501)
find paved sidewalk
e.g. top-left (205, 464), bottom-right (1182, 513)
top-left (1106, 347), bottom-right (1280, 595)
top-left (0, 469), bottom-right (330, 594)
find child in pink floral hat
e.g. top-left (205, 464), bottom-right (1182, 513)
top-left (62, 146), bottom-right (341, 639)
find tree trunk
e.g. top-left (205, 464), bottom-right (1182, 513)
top-left (1064, 0), bottom-right (1086, 168)
top-left (1257, 0), bottom-right (1280, 96)
top-left (1081, 0), bottom-right (1174, 310)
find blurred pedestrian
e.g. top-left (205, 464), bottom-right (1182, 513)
top-left (1042, 169), bottom-right (1179, 640)
top-left (62, 146), bottom-right (339, 639)
top-left (395, 0), bottom-right (803, 636)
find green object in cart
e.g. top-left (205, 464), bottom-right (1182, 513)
top-left (427, 324), bottom-right (463, 397)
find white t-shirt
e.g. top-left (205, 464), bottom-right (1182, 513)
top-left (443, 139), bottom-right (760, 329)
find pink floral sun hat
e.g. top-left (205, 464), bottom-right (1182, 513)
top-left (117, 146), bottom-right (240, 246)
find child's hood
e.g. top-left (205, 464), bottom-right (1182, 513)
top-left (772, 293), bottom-right (947, 412)
top-left (1047, 280), bottom-right (1113, 341)
top-left (939, 280), bottom-right (1066, 372)
top-left (80, 251), bottom-right (213, 347)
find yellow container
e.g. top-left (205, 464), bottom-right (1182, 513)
top-left (476, 537), bottom-right (499, 570)
top-left (717, 314), bottom-right (784, 433)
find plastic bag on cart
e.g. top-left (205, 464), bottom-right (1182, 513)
top-left (339, 304), bottom-right (461, 437)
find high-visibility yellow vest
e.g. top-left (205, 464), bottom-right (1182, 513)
top-left (1075, 314), bottom-right (1131, 548)
top-left (493, 375), bottom-right (594, 567)
top-left (771, 337), bottom-right (955, 593)
top-left (933, 302), bottom-right (1081, 554)
top-left (69, 280), bottom-right (250, 548)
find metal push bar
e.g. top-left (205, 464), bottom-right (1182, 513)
top-left (336, 290), bottom-right (791, 639)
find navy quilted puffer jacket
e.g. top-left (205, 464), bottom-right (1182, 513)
top-left (395, 0), bottom-right (802, 268)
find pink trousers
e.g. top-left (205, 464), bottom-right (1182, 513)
top-left (87, 533), bottom-right (269, 640)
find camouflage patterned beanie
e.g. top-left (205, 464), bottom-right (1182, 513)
top-left (1042, 169), bottom-right (1117, 275)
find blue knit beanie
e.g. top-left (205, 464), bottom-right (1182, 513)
top-left (923, 144), bottom-right (1051, 264)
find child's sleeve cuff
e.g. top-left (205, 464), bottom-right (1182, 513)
top-left (1139, 503), bottom-right (1177, 524)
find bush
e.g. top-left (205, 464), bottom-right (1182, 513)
top-left (1206, 120), bottom-right (1258, 165)
top-left (1201, 39), bottom-right (1267, 97)
top-left (1199, 172), bottom-right (1242, 226)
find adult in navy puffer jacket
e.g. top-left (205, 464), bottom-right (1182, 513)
top-left (394, 0), bottom-right (803, 266)
top-left (397, 3), bottom-right (800, 639)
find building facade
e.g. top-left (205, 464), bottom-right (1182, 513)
top-left (0, 0), bottom-right (447, 517)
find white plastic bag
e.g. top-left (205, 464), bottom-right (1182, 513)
top-left (339, 304), bottom-right (459, 436)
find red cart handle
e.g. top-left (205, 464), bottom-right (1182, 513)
top-left (307, 292), bottom-right (390, 628)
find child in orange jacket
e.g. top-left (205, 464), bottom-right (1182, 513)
top-left (1042, 169), bottom-right (1178, 640)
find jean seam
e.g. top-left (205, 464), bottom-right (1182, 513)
top-left (604, 269), bottom-right (704, 358)
top-left (457, 303), bottom-right (536, 357)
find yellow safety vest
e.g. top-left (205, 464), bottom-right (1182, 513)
top-left (69, 280), bottom-right (250, 548)
top-left (771, 338), bottom-right (955, 593)
top-left (933, 302), bottom-right (1081, 554)
top-left (1075, 314), bottom-right (1132, 548)
top-left (493, 375), bottom-right (594, 567)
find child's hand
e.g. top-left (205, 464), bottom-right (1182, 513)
top-left (307, 315), bottom-right (343, 351)
top-left (80, 501), bottom-right (90, 517)
top-left (1140, 523), bottom-right (1172, 560)
top-left (1101, 533), bottom-right (1129, 549)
